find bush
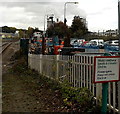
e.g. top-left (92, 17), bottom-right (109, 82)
top-left (59, 80), bottom-right (98, 112)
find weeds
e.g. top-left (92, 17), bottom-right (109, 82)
top-left (9, 50), bottom-right (101, 113)
top-left (59, 80), bottom-right (99, 112)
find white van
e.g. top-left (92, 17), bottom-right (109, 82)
top-left (89, 39), bottom-right (104, 47)
top-left (109, 40), bottom-right (119, 46)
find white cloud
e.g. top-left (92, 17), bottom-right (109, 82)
top-left (0, 2), bottom-right (84, 30)
top-left (0, 5), bottom-right (38, 29)
top-left (0, 0), bottom-right (79, 2)
top-left (78, 0), bottom-right (118, 31)
top-left (0, 0), bottom-right (119, 31)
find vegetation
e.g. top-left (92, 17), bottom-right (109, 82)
top-left (2, 26), bottom-right (17, 33)
top-left (70, 16), bottom-right (88, 38)
top-left (2, 19), bottom-right (118, 42)
top-left (47, 21), bottom-right (70, 38)
top-left (85, 33), bottom-right (119, 41)
top-left (60, 80), bottom-right (100, 113)
top-left (47, 16), bottom-right (88, 39)
top-left (46, 16), bottom-right (88, 46)
top-left (8, 50), bottom-right (102, 113)
top-left (1, 26), bottom-right (43, 39)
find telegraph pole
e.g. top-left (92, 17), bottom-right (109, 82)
top-left (118, 1), bottom-right (120, 51)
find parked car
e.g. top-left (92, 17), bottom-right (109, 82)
top-left (109, 40), bottom-right (119, 46)
top-left (70, 39), bottom-right (85, 46)
top-left (104, 41), bottom-right (110, 45)
top-left (104, 40), bottom-right (119, 53)
top-left (89, 39), bottom-right (104, 48)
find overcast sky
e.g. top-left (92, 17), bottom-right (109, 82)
top-left (0, 0), bottom-right (119, 32)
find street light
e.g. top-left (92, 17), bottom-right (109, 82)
top-left (64, 2), bottom-right (79, 25)
top-left (42, 14), bottom-right (54, 55)
top-left (44, 14), bottom-right (54, 33)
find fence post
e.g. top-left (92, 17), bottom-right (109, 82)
top-left (96, 83), bottom-right (102, 104)
top-left (118, 82), bottom-right (120, 114)
top-left (37, 55), bottom-right (40, 72)
top-left (28, 54), bottom-right (31, 68)
top-left (56, 55), bottom-right (59, 80)
top-left (39, 54), bottom-right (42, 74)
top-left (20, 38), bottom-right (29, 66)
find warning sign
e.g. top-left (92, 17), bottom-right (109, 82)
top-left (94, 56), bottom-right (120, 83)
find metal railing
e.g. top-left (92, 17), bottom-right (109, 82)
top-left (28, 54), bottom-right (120, 113)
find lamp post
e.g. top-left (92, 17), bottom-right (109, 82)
top-left (44, 14), bottom-right (54, 34)
top-left (64, 2), bottom-right (79, 25)
top-left (43, 14), bottom-right (48, 55)
top-left (42, 14), bottom-right (54, 54)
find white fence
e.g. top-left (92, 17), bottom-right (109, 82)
top-left (28, 54), bottom-right (120, 113)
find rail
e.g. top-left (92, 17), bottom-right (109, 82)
top-left (0, 43), bottom-right (12, 54)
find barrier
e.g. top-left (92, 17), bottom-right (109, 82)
top-left (28, 54), bottom-right (120, 113)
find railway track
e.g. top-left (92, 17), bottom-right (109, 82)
top-left (0, 42), bottom-right (12, 54)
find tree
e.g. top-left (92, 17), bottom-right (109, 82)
top-left (2, 26), bottom-right (16, 33)
top-left (33, 27), bottom-right (43, 33)
top-left (2, 26), bottom-right (10, 33)
top-left (19, 30), bottom-right (25, 38)
top-left (10, 27), bottom-right (16, 33)
top-left (26, 27), bottom-right (34, 38)
top-left (46, 21), bottom-right (70, 38)
top-left (70, 16), bottom-right (88, 38)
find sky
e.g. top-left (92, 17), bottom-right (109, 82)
top-left (0, 0), bottom-right (119, 32)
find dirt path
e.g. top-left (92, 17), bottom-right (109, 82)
top-left (2, 41), bottom-right (64, 112)
top-left (2, 42), bottom-right (41, 112)
top-left (3, 74), bottom-right (42, 112)
top-left (2, 72), bottom-right (64, 112)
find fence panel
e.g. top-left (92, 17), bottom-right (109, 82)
top-left (28, 54), bottom-right (119, 113)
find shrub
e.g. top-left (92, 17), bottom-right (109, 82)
top-left (60, 80), bottom-right (95, 112)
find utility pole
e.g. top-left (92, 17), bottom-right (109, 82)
top-left (64, 2), bottom-right (78, 25)
top-left (118, 1), bottom-right (120, 51)
top-left (118, 1), bottom-right (120, 114)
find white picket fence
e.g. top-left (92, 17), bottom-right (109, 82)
top-left (28, 54), bottom-right (120, 113)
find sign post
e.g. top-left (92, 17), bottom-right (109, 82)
top-left (102, 53), bottom-right (109, 114)
top-left (94, 55), bottom-right (120, 113)
top-left (101, 82), bottom-right (108, 113)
